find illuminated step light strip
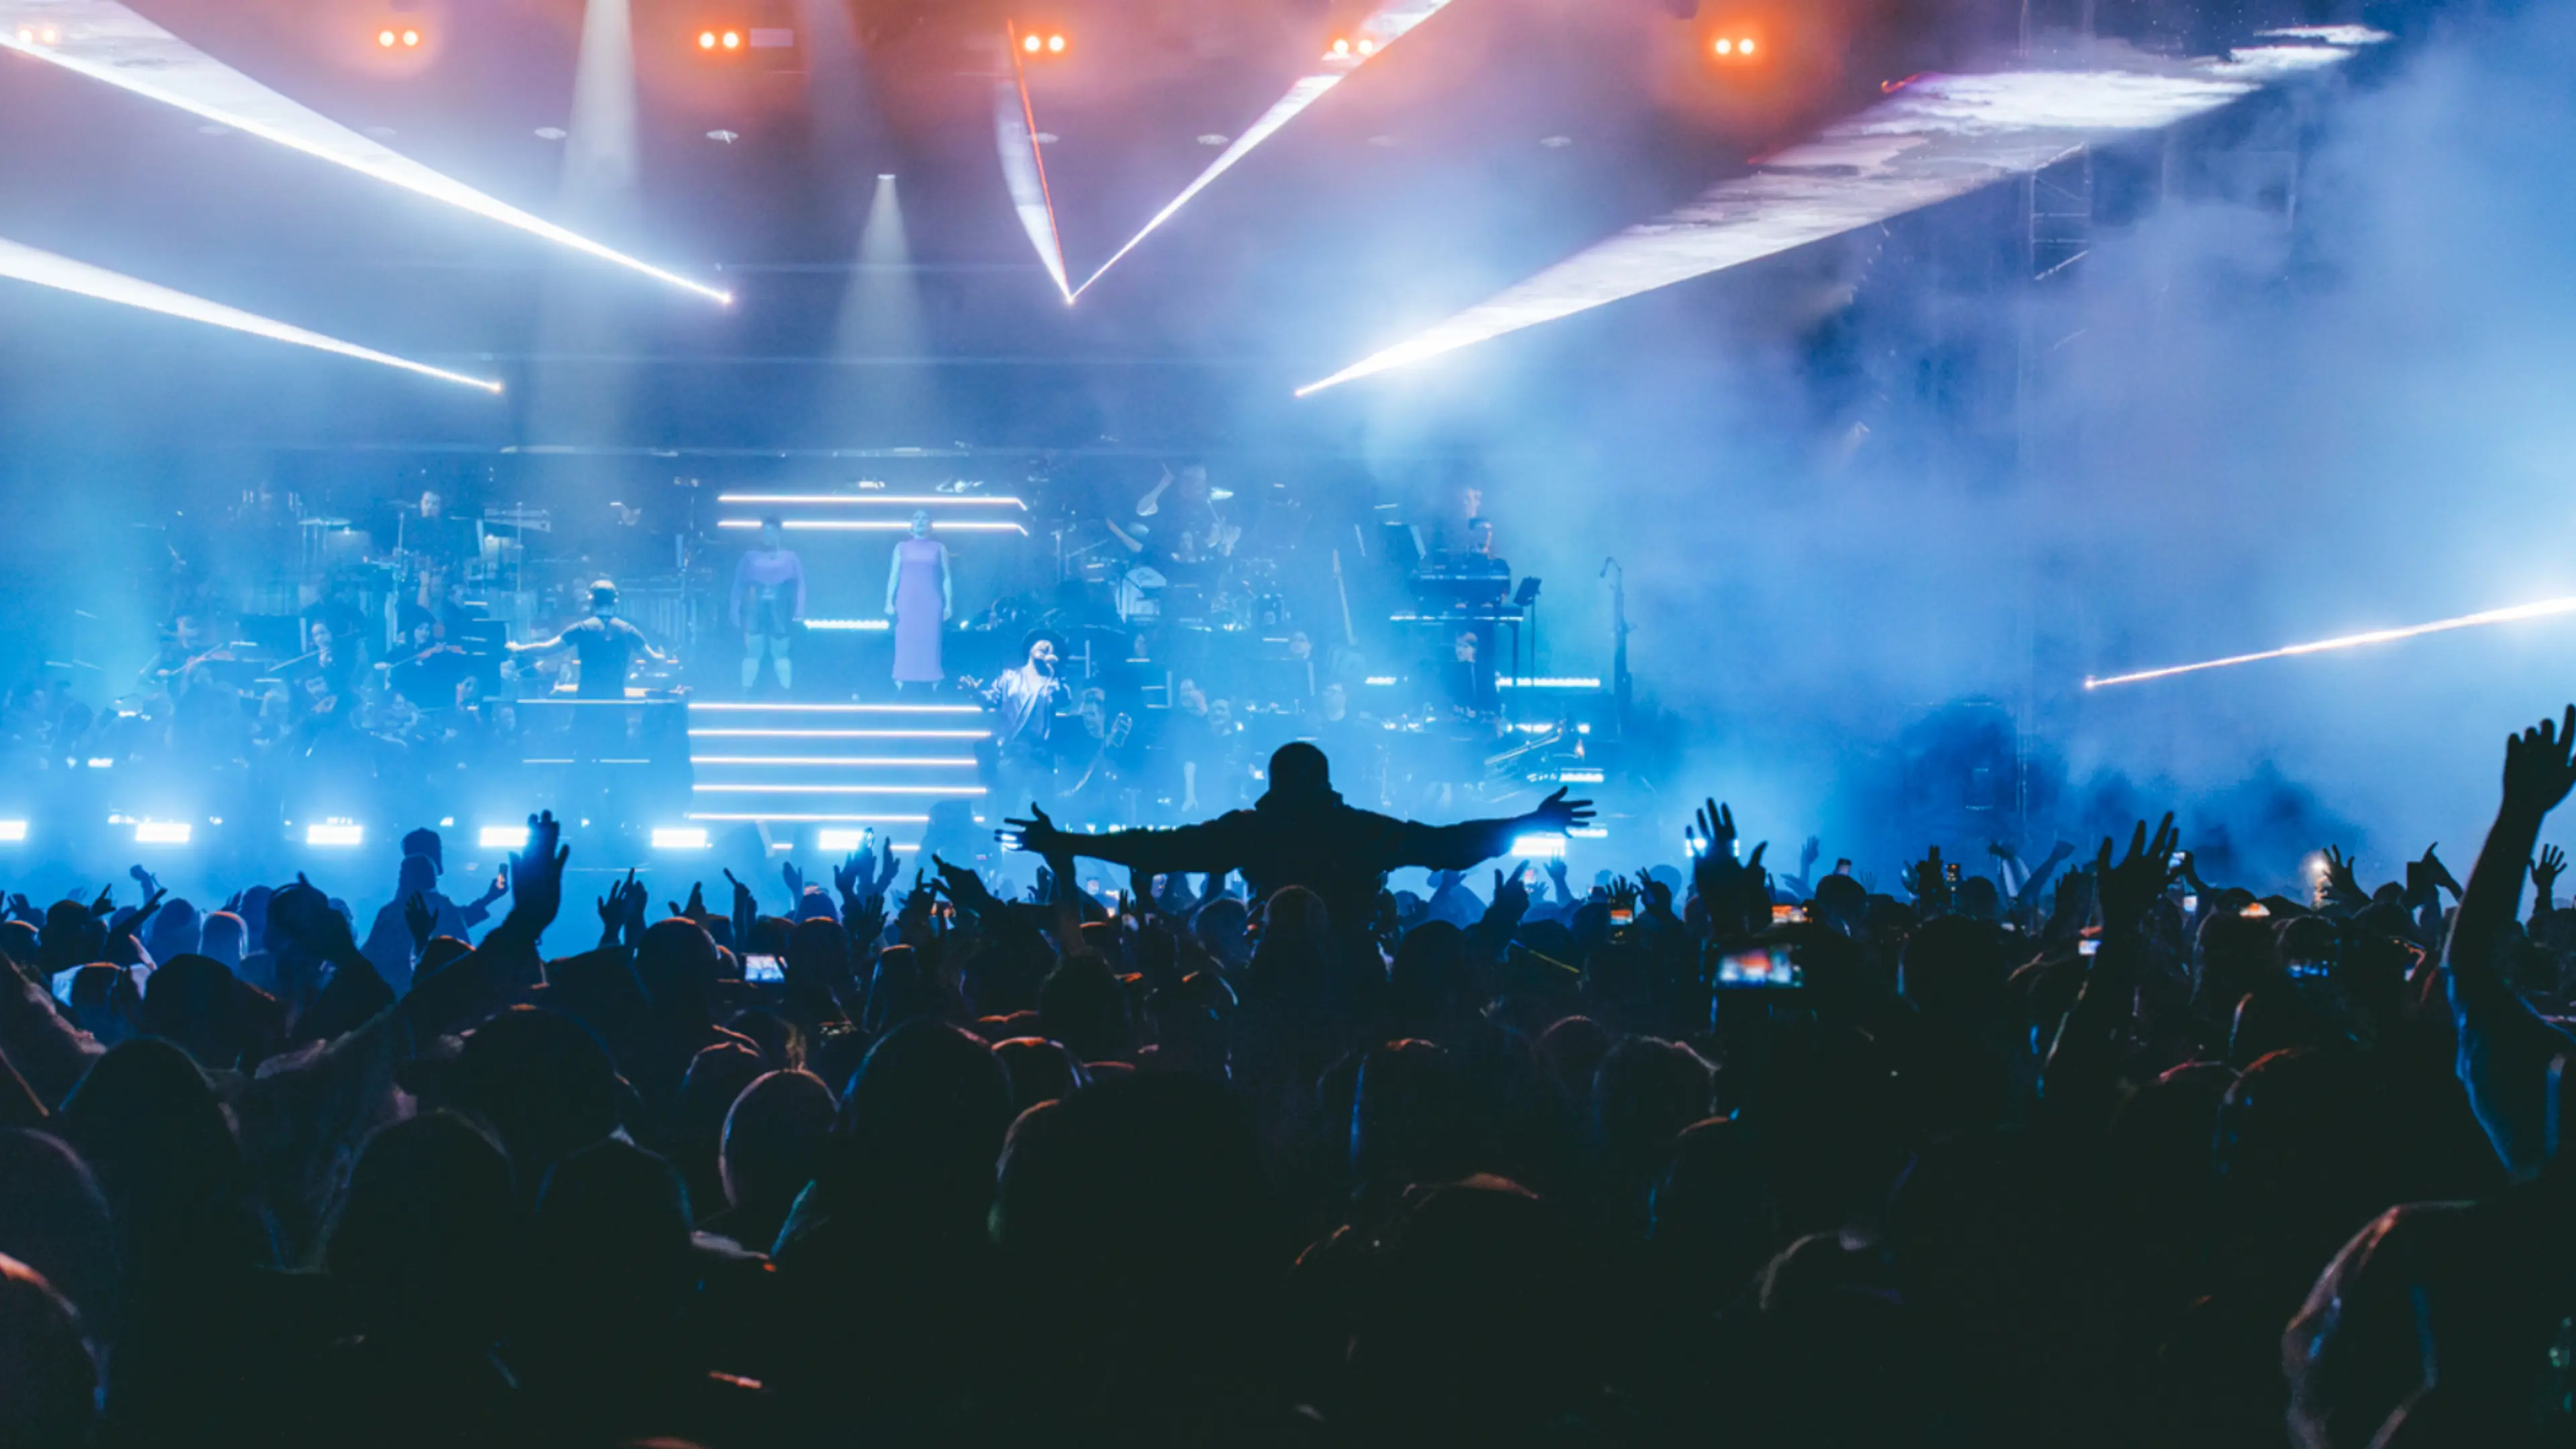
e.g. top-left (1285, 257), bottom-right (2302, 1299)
top-left (691, 812), bottom-right (930, 823)
top-left (1498, 677), bottom-right (1602, 690)
top-left (134, 820), bottom-right (192, 845)
top-left (0, 1), bottom-right (729, 303)
top-left (0, 235), bottom-right (504, 391)
top-left (715, 519), bottom-right (1028, 535)
top-left (478, 824), bottom-right (530, 849)
top-left (718, 494), bottom-right (1028, 508)
top-left (306, 821), bottom-right (364, 847)
top-left (690, 728), bottom-right (989, 740)
top-left (689, 702), bottom-right (981, 714)
top-left (691, 755), bottom-right (979, 767)
top-left (651, 826), bottom-right (711, 849)
top-left (694, 784), bottom-right (987, 795)
top-left (800, 619), bottom-right (890, 632)
top-left (1296, 34), bottom-right (2385, 394)
top-left (0, 820), bottom-right (26, 842)
top-left (1071, 0), bottom-right (1456, 299)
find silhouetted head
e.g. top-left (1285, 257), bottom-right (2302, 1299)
top-left (453, 1008), bottom-right (621, 1193)
top-left (1266, 741), bottom-right (1332, 802)
top-left (325, 1112), bottom-right (518, 1340)
top-left (0, 1253), bottom-right (96, 1449)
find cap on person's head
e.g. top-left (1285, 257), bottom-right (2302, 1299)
top-left (1267, 741), bottom-right (1331, 798)
top-left (1021, 629), bottom-right (1065, 660)
top-left (402, 826), bottom-right (444, 875)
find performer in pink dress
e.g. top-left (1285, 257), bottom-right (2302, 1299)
top-left (883, 510), bottom-right (952, 690)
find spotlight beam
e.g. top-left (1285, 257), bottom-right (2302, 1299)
top-left (0, 234), bottom-right (504, 392)
top-left (996, 23), bottom-right (1071, 302)
top-left (1071, 0), bottom-right (1456, 300)
top-left (0, 0), bottom-right (730, 303)
top-left (2083, 597), bottom-right (2576, 691)
top-left (1297, 32), bottom-right (2386, 395)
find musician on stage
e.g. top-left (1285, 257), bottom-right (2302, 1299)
top-left (1131, 460), bottom-right (1240, 560)
top-left (883, 509), bottom-right (952, 692)
top-left (732, 515), bottom-right (806, 694)
top-left (509, 580), bottom-right (667, 699)
top-left (971, 630), bottom-right (1074, 808)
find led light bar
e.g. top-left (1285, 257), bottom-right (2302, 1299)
top-left (800, 619), bottom-right (892, 631)
top-left (1297, 32), bottom-right (2385, 394)
top-left (689, 812), bottom-right (930, 823)
top-left (478, 824), bottom-right (530, 849)
top-left (1509, 833), bottom-right (1568, 859)
top-left (0, 820), bottom-right (27, 843)
top-left (0, 0), bottom-right (729, 303)
top-left (1072, 0), bottom-right (1457, 298)
top-left (717, 494), bottom-right (1028, 508)
top-left (2084, 596), bottom-right (2576, 690)
top-left (688, 702), bottom-right (981, 714)
top-left (692, 784), bottom-right (987, 795)
top-left (652, 826), bottom-right (711, 849)
top-left (714, 519), bottom-right (1028, 534)
top-left (0, 235), bottom-right (504, 390)
top-left (306, 822), bottom-right (364, 847)
top-left (690, 756), bottom-right (979, 767)
top-left (1498, 677), bottom-right (1602, 690)
top-left (134, 820), bottom-right (192, 845)
top-left (689, 729), bottom-right (990, 740)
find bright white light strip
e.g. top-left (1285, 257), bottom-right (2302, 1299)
top-left (718, 494), bottom-right (1028, 508)
top-left (1071, 0), bottom-right (1457, 298)
top-left (691, 812), bottom-right (929, 823)
top-left (0, 0), bottom-right (729, 303)
top-left (1567, 826), bottom-right (1609, 839)
top-left (306, 822), bottom-right (364, 847)
top-left (818, 828), bottom-right (877, 851)
top-left (1509, 833), bottom-right (1568, 859)
top-left (2084, 596), bottom-right (2576, 690)
top-left (800, 619), bottom-right (891, 632)
top-left (1364, 676), bottom-right (1399, 686)
top-left (694, 784), bottom-right (987, 795)
top-left (690, 729), bottom-right (989, 740)
top-left (0, 235), bottom-right (504, 391)
top-left (478, 825), bottom-right (530, 849)
top-left (715, 519), bottom-right (1028, 534)
top-left (1498, 677), bottom-right (1601, 689)
top-left (996, 36), bottom-right (1071, 301)
top-left (1297, 36), bottom-right (2383, 394)
top-left (134, 820), bottom-right (191, 845)
top-left (651, 826), bottom-right (711, 849)
top-left (0, 820), bottom-right (26, 842)
top-left (690, 702), bottom-right (981, 714)
top-left (692, 756), bottom-right (978, 767)
top-left (1556, 769), bottom-right (1605, 784)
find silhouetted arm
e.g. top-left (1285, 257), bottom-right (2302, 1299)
top-left (2447, 708), bottom-right (2576, 1178)
top-left (1010, 810), bottom-right (1244, 879)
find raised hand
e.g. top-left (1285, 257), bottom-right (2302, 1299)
top-left (723, 868), bottom-right (760, 938)
top-left (1489, 863), bottom-right (1532, 922)
top-left (2095, 813), bottom-right (2181, 937)
top-left (1609, 875), bottom-right (1641, 918)
top-left (88, 885), bottom-right (113, 918)
top-left (221, 890), bottom-right (244, 914)
top-left (782, 860), bottom-right (808, 900)
top-left (406, 892), bottom-right (436, 951)
top-left (833, 843), bottom-right (874, 899)
top-left (2320, 845), bottom-right (2368, 910)
top-left (1523, 787), bottom-right (1597, 835)
top-left (2535, 844), bottom-right (2568, 906)
top-left (508, 810), bottom-right (571, 933)
top-left (2503, 705), bottom-right (2576, 822)
top-left (474, 869), bottom-right (509, 908)
top-left (1003, 803), bottom-right (1066, 857)
top-left (1801, 836), bottom-right (1823, 874)
top-left (1638, 867), bottom-right (1676, 919)
top-left (669, 881), bottom-right (708, 920)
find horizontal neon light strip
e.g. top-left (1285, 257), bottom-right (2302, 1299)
top-left (801, 619), bottom-right (890, 631)
top-left (694, 784), bottom-right (987, 795)
top-left (716, 519), bottom-right (1027, 534)
top-left (718, 494), bottom-right (1028, 508)
top-left (1498, 677), bottom-right (1602, 689)
top-left (690, 812), bottom-right (930, 823)
top-left (690, 702), bottom-right (981, 714)
top-left (690, 728), bottom-right (989, 740)
top-left (691, 755), bottom-right (979, 767)
top-left (0, 1), bottom-right (729, 303)
top-left (0, 235), bottom-right (504, 391)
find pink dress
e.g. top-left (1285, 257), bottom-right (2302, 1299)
top-left (892, 537), bottom-right (946, 682)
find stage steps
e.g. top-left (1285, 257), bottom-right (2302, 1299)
top-left (684, 700), bottom-right (989, 844)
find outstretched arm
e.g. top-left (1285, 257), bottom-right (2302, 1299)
top-left (2447, 706), bottom-right (2576, 1179)
top-left (1006, 804), bottom-right (1240, 878)
top-left (1387, 788), bottom-right (1596, 873)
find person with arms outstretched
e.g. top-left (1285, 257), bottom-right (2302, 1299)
top-left (1004, 740), bottom-right (1593, 932)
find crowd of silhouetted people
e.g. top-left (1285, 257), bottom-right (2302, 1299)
top-left (9, 714), bottom-right (2576, 1448)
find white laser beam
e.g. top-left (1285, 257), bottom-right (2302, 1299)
top-left (0, 0), bottom-right (729, 303)
top-left (2084, 596), bottom-right (2576, 690)
top-left (1297, 33), bottom-right (2384, 394)
top-left (0, 234), bottom-right (504, 391)
top-left (1071, 0), bottom-right (1457, 299)
top-left (996, 27), bottom-right (1071, 302)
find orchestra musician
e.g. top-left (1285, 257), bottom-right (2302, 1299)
top-left (732, 515), bottom-right (806, 694)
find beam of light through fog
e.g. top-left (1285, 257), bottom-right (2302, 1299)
top-left (0, 0), bottom-right (731, 303)
top-left (996, 36), bottom-right (1072, 301)
top-left (562, 0), bottom-right (639, 207)
top-left (0, 234), bottom-right (505, 390)
top-left (1297, 30), bottom-right (2387, 394)
top-left (2084, 598), bottom-right (2576, 690)
top-left (1069, 0), bottom-right (1459, 300)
